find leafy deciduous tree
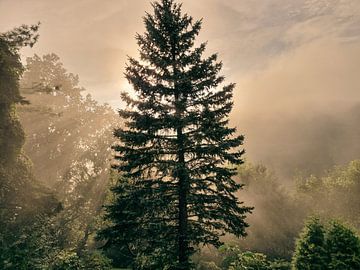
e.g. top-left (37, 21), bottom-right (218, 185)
top-left (18, 53), bottom-right (118, 256)
top-left (0, 24), bottom-right (60, 269)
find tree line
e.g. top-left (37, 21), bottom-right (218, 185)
top-left (1, 0), bottom-right (360, 269)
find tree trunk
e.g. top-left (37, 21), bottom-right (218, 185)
top-left (173, 39), bottom-right (189, 269)
top-left (177, 125), bottom-right (189, 269)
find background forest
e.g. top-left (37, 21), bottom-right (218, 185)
top-left (1, 0), bottom-right (360, 269)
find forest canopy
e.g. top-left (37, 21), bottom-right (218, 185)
top-left (1, 0), bottom-right (360, 269)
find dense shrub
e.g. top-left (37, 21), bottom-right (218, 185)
top-left (217, 245), bottom-right (290, 270)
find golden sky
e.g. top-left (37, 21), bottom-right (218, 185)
top-left (1, 0), bottom-right (360, 176)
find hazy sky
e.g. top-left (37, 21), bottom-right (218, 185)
top-left (1, 0), bottom-right (360, 177)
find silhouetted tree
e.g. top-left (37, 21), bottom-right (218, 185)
top-left (99, 0), bottom-right (252, 269)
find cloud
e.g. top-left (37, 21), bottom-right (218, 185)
top-left (1, 0), bottom-right (360, 179)
top-left (231, 37), bottom-right (360, 179)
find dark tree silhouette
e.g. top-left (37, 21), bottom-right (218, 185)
top-left (99, 1), bottom-right (252, 269)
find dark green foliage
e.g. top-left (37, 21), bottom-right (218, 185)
top-left (218, 245), bottom-right (243, 270)
top-left (192, 246), bottom-right (223, 270)
top-left (0, 25), bottom-right (60, 269)
top-left (0, 24), bottom-right (38, 107)
top-left (99, 176), bottom-right (150, 269)
top-left (81, 251), bottom-right (112, 270)
top-left (326, 221), bottom-right (360, 270)
top-left (0, 23), bottom-right (40, 49)
top-left (291, 218), bottom-right (328, 270)
top-left (268, 260), bottom-right (291, 270)
top-left (228, 251), bottom-right (269, 270)
top-left (99, 0), bottom-right (251, 268)
top-left (214, 245), bottom-right (290, 270)
top-left (292, 218), bottom-right (360, 270)
top-left (51, 251), bottom-right (85, 270)
top-left (51, 251), bottom-right (112, 270)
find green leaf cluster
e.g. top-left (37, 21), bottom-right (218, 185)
top-left (217, 245), bottom-right (290, 270)
top-left (0, 25), bottom-right (61, 269)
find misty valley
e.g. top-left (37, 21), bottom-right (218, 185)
top-left (1, 0), bottom-right (360, 269)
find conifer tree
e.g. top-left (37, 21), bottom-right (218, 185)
top-left (291, 218), bottom-right (328, 270)
top-left (292, 218), bottom-right (360, 270)
top-left (100, 1), bottom-right (252, 269)
top-left (326, 221), bottom-right (360, 270)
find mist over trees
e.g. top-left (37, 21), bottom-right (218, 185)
top-left (18, 53), bottom-right (119, 254)
top-left (1, 0), bottom-right (360, 269)
top-left (0, 24), bottom-right (60, 269)
top-left (0, 26), bottom-right (115, 269)
top-left (241, 106), bottom-right (360, 181)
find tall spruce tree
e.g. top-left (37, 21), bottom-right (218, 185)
top-left (100, 0), bottom-right (252, 269)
